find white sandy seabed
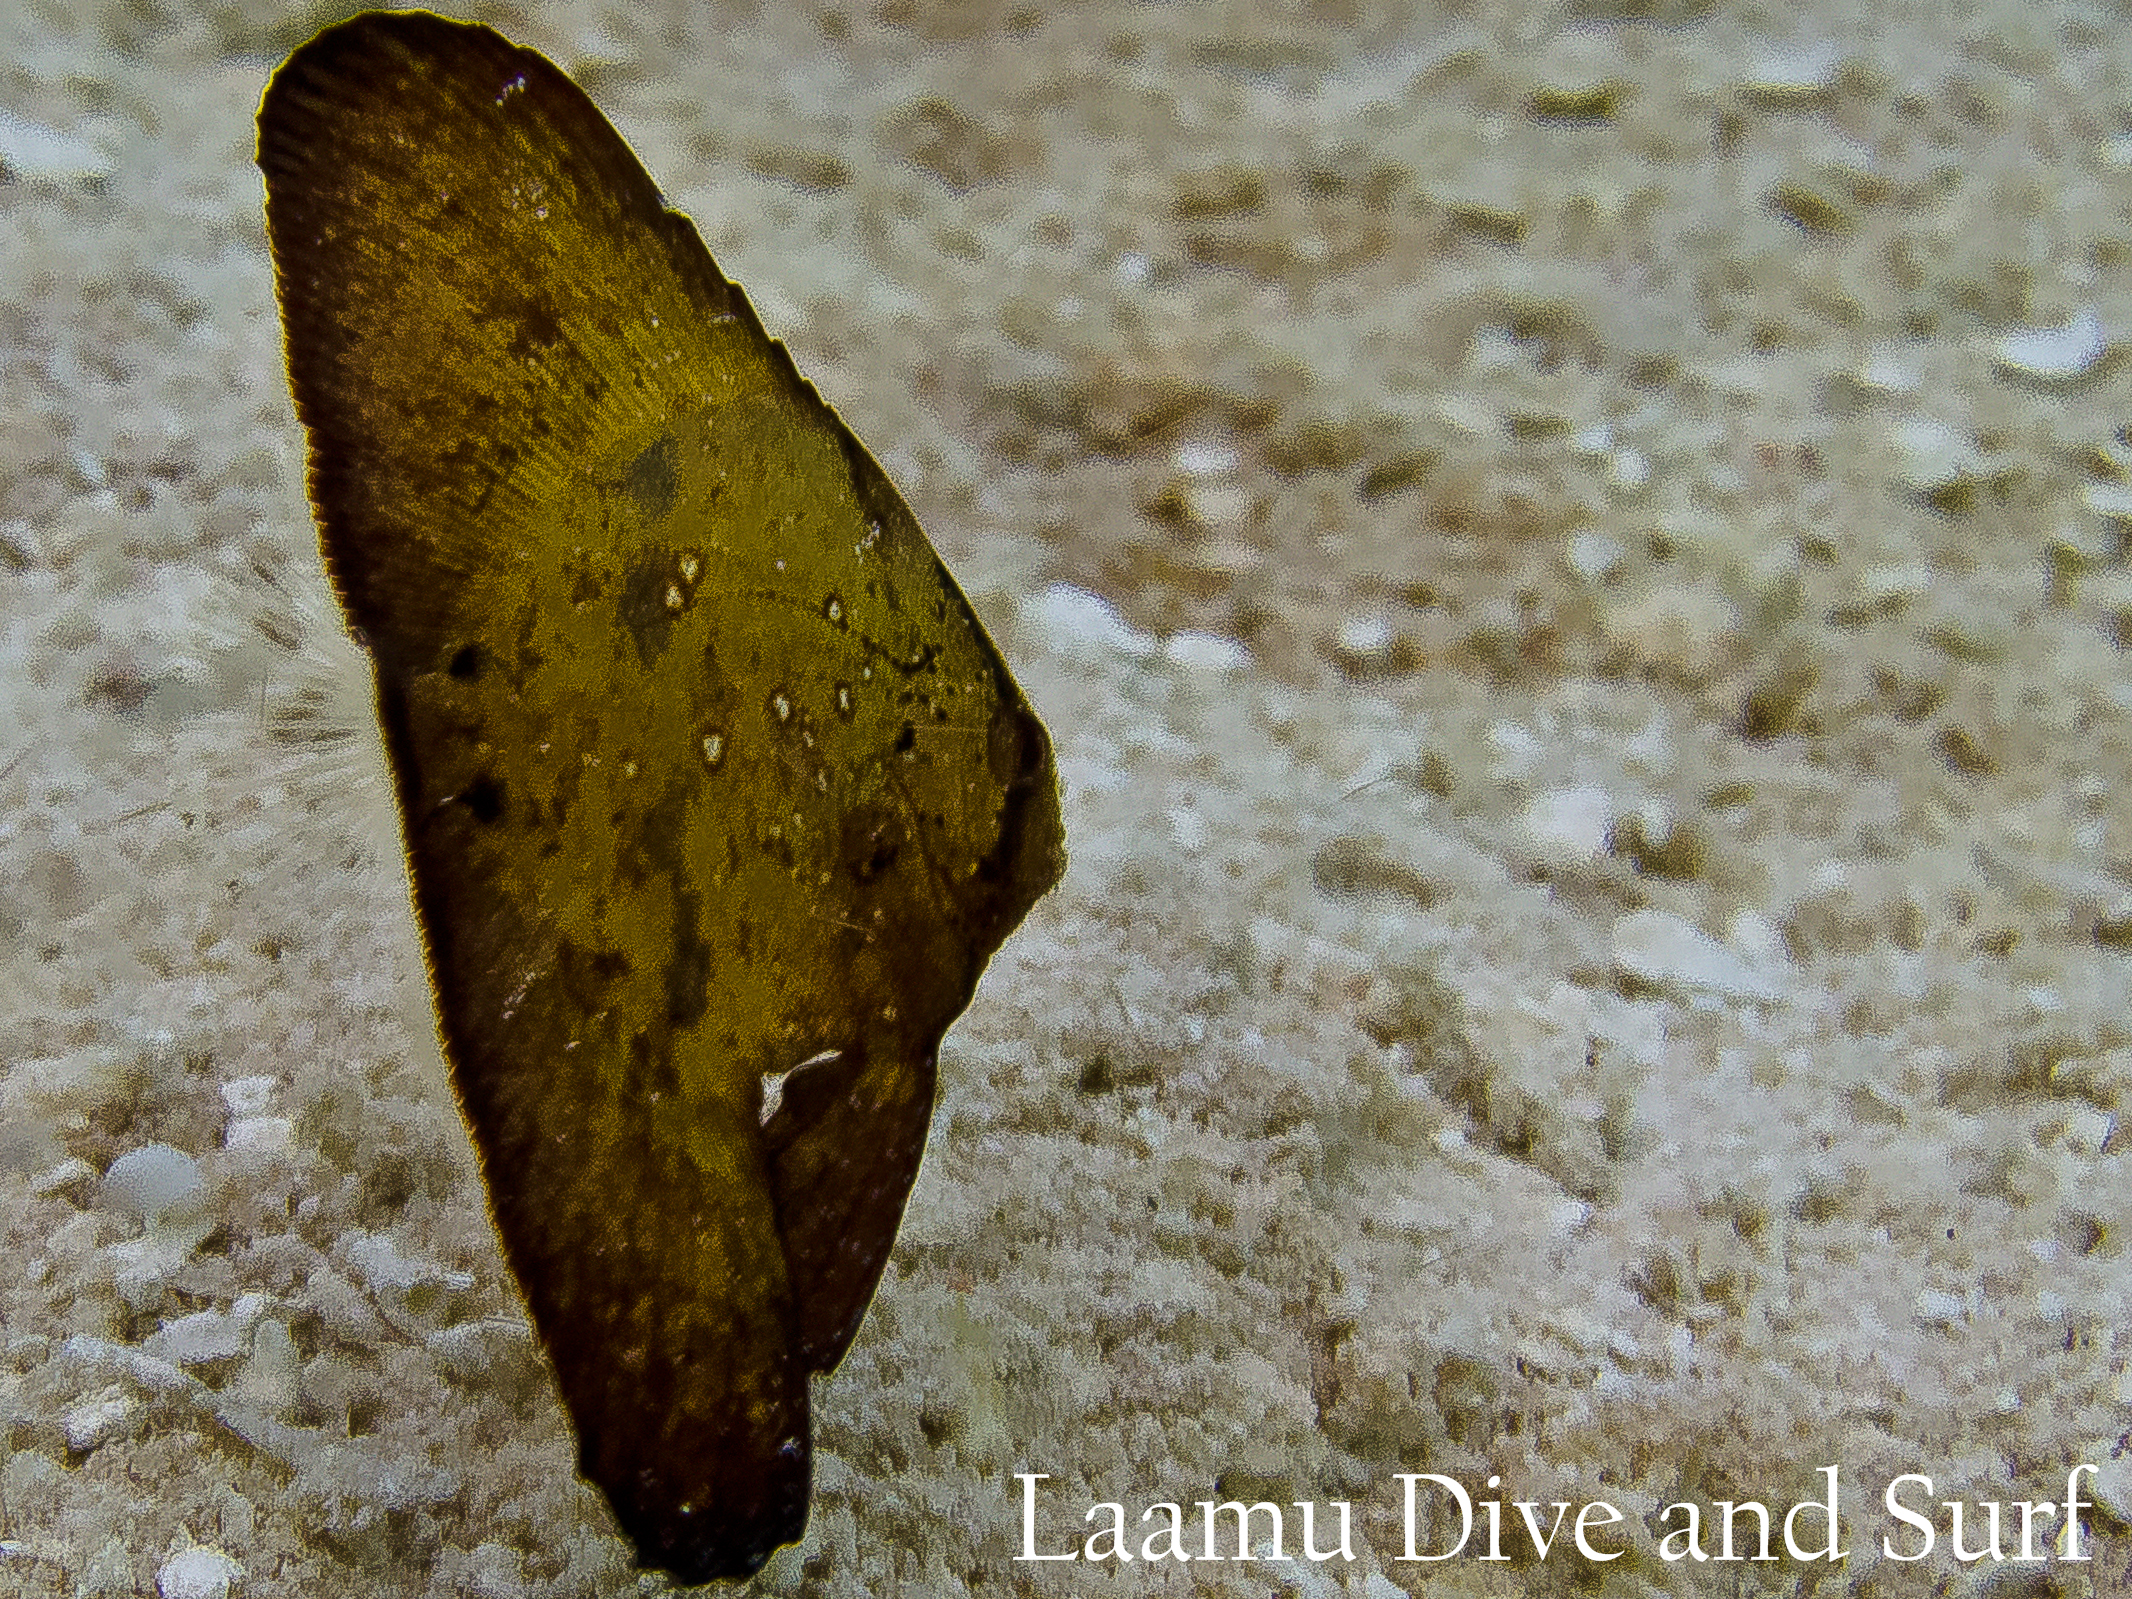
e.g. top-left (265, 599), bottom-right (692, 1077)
top-left (5, 0), bottom-right (2132, 1595)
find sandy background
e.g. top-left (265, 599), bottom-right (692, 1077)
top-left (6, 0), bottom-right (2132, 1594)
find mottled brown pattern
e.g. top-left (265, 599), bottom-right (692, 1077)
top-left (257, 11), bottom-right (1063, 1583)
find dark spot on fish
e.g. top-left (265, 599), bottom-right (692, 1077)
top-left (839, 805), bottom-right (902, 882)
top-left (667, 890), bottom-right (710, 1028)
top-left (627, 435), bottom-right (679, 519)
top-left (619, 551), bottom-right (676, 666)
top-left (508, 295), bottom-right (564, 360)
